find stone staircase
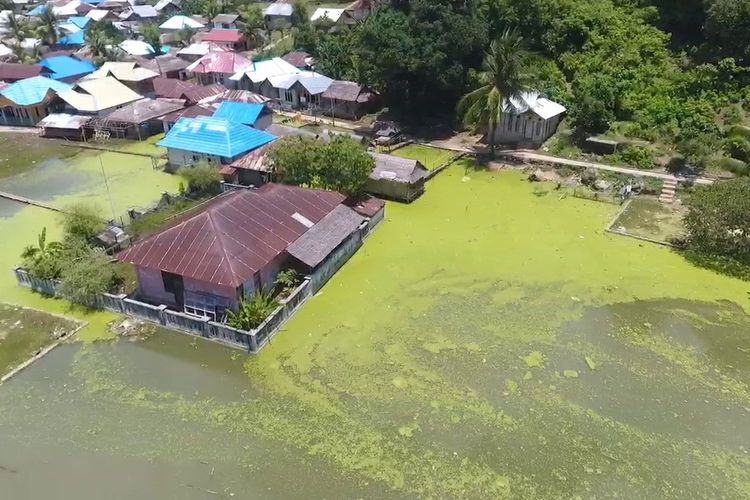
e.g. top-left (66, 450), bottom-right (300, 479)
top-left (658, 177), bottom-right (678, 204)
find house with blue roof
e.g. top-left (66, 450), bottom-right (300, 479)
top-left (158, 116), bottom-right (277, 168)
top-left (57, 30), bottom-right (86, 48)
top-left (0, 76), bottom-right (72, 126)
top-left (212, 101), bottom-right (272, 130)
top-left (39, 55), bottom-right (97, 82)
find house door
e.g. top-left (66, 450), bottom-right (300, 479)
top-left (161, 271), bottom-right (185, 307)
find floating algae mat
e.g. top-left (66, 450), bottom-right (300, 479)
top-left (1, 164), bottom-right (750, 498)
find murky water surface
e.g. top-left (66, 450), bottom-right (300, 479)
top-left (1, 161), bottom-right (749, 498)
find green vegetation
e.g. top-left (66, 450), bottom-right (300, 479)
top-left (682, 178), bottom-right (750, 277)
top-left (392, 144), bottom-right (457, 170)
top-left (612, 197), bottom-right (686, 242)
top-left (127, 197), bottom-right (208, 238)
top-left (274, 269), bottom-right (300, 295)
top-left (178, 163), bottom-right (223, 196)
top-left (270, 135), bottom-right (374, 195)
top-left (20, 205), bottom-right (123, 305)
top-left (227, 292), bottom-right (279, 330)
top-left (0, 134), bottom-right (80, 179)
top-left (301, 0), bottom-right (750, 172)
top-left (458, 29), bottom-right (531, 153)
top-left (0, 304), bottom-right (79, 376)
top-left (140, 23), bottom-right (162, 56)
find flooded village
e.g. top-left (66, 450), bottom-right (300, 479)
top-left (1, 0), bottom-right (750, 498)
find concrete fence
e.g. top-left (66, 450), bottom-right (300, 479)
top-left (13, 267), bottom-right (311, 353)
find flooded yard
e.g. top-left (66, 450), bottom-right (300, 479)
top-left (1, 159), bottom-right (749, 498)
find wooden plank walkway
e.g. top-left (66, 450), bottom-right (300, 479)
top-left (0, 191), bottom-right (62, 212)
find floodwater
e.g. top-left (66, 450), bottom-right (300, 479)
top-left (1, 162), bottom-right (750, 498)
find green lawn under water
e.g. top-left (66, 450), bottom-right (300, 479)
top-left (2, 160), bottom-right (750, 497)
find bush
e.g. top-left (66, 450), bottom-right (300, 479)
top-left (615, 145), bottom-right (656, 169)
top-left (59, 247), bottom-right (121, 305)
top-left (684, 178), bottom-right (750, 264)
top-left (227, 292), bottom-right (279, 330)
top-left (275, 269), bottom-right (300, 292)
top-left (178, 163), bottom-right (222, 195)
top-left (63, 203), bottom-right (105, 242)
top-left (717, 156), bottom-right (749, 175)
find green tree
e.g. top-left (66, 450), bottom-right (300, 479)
top-left (175, 27), bottom-right (197, 47)
top-left (36, 8), bottom-right (59, 46)
top-left (684, 178), bottom-right (750, 264)
top-left (21, 228), bottom-right (64, 280)
top-left (318, 135), bottom-right (374, 195)
top-left (457, 30), bottom-right (530, 154)
top-left (269, 136), bottom-right (324, 186)
top-left (59, 247), bottom-right (120, 306)
top-left (292, 0), bottom-right (310, 26)
top-left (141, 23), bottom-right (162, 56)
top-left (87, 30), bottom-right (110, 59)
top-left (63, 203), bottom-right (105, 243)
top-left (238, 5), bottom-right (266, 49)
top-left (178, 163), bottom-right (222, 195)
top-left (7, 13), bottom-right (29, 43)
top-left (705, 0), bottom-right (750, 61)
top-left (294, 21), bottom-right (319, 53)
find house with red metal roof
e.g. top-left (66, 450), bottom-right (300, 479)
top-left (117, 183), bottom-right (370, 319)
top-left (186, 51), bottom-right (252, 85)
top-left (199, 29), bottom-right (248, 51)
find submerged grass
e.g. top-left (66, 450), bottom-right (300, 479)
top-left (0, 134), bottom-right (82, 179)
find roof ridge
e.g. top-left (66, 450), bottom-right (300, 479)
top-left (206, 199), bottom-right (243, 286)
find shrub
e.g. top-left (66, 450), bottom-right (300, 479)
top-left (227, 292), bottom-right (279, 330)
top-left (21, 227), bottom-right (64, 280)
top-left (717, 156), bottom-right (749, 175)
top-left (63, 203), bottom-right (105, 242)
top-left (275, 269), bottom-right (300, 292)
top-left (178, 163), bottom-right (222, 195)
top-left (615, 145), bottom-right (655, 169)
top-left (59, 247), bottom-right (120, 305)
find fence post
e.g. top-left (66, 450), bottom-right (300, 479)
top-left (249, 332), bottom-right (258, 352)
top-left (157, 305), bottom-right (168, 325)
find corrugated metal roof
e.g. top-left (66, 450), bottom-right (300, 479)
top-left (67, 15), bottom-right (91, 28)
top-left (281, 51), bottom-right (312, 69)
top-left (211, 13), bottom-right (238, 23)
top-left (119, 40), bottom-right (154, 56)
top-left (310, 7), bottom-right (345, 22)
top-left (263, 2), bottom-right (293, 16)
top-left (229, 56), bottom-right (298, 83)
top-left (287, 205), bottom-right (364, 267)
top-left (0, 63), bottom-right (46, 81)
top-left (160, 15), bottom-right (204, 30)
top-left (58, 30), bottom-right (86, 46)
top-left (212, 101), bottom-right (265, 125)
top-left (368, 152), bottom-right (428, 184)
top-left (230, 142), bottom-right (274, 172)
top-left (59, 76), bottom-right (143, 112)
top-left (504, 91), bottom-right (566, 120)
top-left (117, 183), bottom-right (347, 287)
top-left (201, 29), bottom-right (243, 43)
top-left (37, 113), bottom-right (91, 129)
top-left (0, 76), bottom-right (72, 106)
top-left (187, 51), bottom-right (252, 75)
top-left (104, 98), bottom-right (185, 123)
top-left (159, 103), bottom-right (213, 122)
top-left (157, 116), bottom-right (276, 158)
top-left (83, 61), bottom-right (159, 82)
top-left (39, 55), bottom-right (96, 80)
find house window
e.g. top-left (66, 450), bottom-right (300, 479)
top-left (183, 290), bottom-right (226, 321)
top-left (284, 89), bottom-right (294, 102)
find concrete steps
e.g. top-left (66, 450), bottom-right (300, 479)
top-left (658, 178), bottom-right (678, 204)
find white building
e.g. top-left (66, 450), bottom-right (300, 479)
top-left (493, 92), bottom-right (566, 146)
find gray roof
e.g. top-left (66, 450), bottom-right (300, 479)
top-left (287, 205), bottom-right (364, 267)
top-left (368, 152), bottom-right (429, 184)
top-left (264, 2), bottom-right (294, 16)
top-left (135, 54), bottom-right (190, 75)
top-left (321, 80), bottom-right (371, 102)
top-left (104, 98), bottom-right (186, 124)
top-left (212, 13), bottom-right (238, 23)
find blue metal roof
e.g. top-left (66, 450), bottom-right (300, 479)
top-left (0, 76), bottom-right (73, 106)
top-left (158, 117), bottom-right (277, 158)
top-left (68, 16), bottom-right (92, 29)
top-left (212, 101), bottom-right (266, 126)
top-left (39, 55), bottom-right (96, 80)
top-left (27, 4), bottom-right (47, 16)
top-left (57, 31), bottom-right (86, 46)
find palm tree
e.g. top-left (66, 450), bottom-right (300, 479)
top-left (457, 29), bottom-right (531, 155)
top-left (21, 228), bottom-right (64, 268)
top-left (87, 30), bottom-right (110, 60)
top-left (37, 8), bottom-right (59, 45)
top-left (6, 13), bottom-right (28, 43)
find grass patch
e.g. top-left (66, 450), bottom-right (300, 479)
top-left (127, 196), bottom-right (211, 238)
top-left (0, 304), bottom-right (79, 376)
top-left (392, 144), bottom-right (457, 170)
top-left (610, 196), bottom-right (686, 243)
top-left (0, 134), bottom-right (82, 179)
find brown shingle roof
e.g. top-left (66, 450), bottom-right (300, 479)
top-left (118, 183), bottom-right (347, 287)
